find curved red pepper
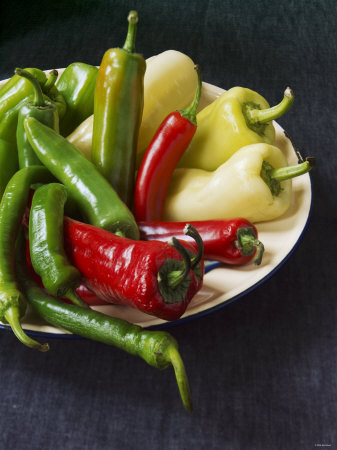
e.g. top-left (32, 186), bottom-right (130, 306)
top-left (63, 217), bottom-right (204, 321)
top-left (133, 65), bottom-right (202, 222)
top-left (138, 219), bottom-right (264, 265)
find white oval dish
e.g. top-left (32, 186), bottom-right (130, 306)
top-left (0, 76), bottom-right (312, 337)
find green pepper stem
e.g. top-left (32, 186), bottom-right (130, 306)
top-left (179, 65), bottom-right (202, 125)
top-left (167, 237), bottom-right (192, 288)
top-left (245, 87), bottom-right (294, 124)
top-left (261, 157), bottom-right (315, 196)
top-left (14, 68), bottom-right (45, 107)
top-left (183, 223), bottom-right (204, 268)
top-left (65, 289), bottom-right (90, 309)
top-left (269, 156), bottom-right (315, 182)
top-left (167, 345), bottom-right (193, 413)
top-left (235, 227), bottom-right (264, 265)
top-left (43, 70), bottom-right (58, 94)
top-left (123, 10), bottom-right (138, 53)
top-left (4, 305), bottom-right (49, 352)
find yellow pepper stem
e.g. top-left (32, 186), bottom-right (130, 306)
top-left (261, 157), bottom-right (315, 196)
top-left (244, 87), bottom-right (294, 125)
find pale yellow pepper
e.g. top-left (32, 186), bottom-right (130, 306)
top-left (67, 50), bottom-right (198, 162)
top-left (163, 143), bottom-right (313, 224)
top-left (178, 86), bottom-right (294, 171)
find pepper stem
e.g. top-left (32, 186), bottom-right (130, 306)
top-left (244, 87), bottom-right (294, 125)
top-left (167, 237), bottom-right (191, 289)
top-left (167, 345), bottom-right (193, 413)
top-left (123, 10), bottom-right (138, 53)
top-left (183, 224), bottom-right (204, 268)
top-left (4, 305), bottom-right (49, 352)
top-left (65, 289), bottom-right (90, 309)
top-left (43, 70), bottom-right (58, 94)
top-left (261, 157), bottom-right (315, 196)
top-left (179, 65), bottom-right (202, 125)
top-left (15, 68), bottom-right (45, 107)
top-left (235, 227), bottom-right (264, 265)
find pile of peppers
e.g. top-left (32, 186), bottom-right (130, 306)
top-left (0, 10), bottom-right (315, 412)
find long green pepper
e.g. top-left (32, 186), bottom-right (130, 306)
top-left (29, 183), bottom-right (89, 308)
top-left (15, 231), bottom-right (192, 412)
top-left (0, 166), bottom-right (54, 350)
top-left (24, 117), bottom-right (139, 239)
top-left (15, 68), bottom-right (59, 168)
top-left (91, 10), bottom-right (146, 208)
top-left (0, 138), bottom-right (18, 200)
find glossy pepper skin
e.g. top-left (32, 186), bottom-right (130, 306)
top-left (91, 10), bottom-right (146, 208)
top-left (23, 117), bottom-right (139, 239)
top-left (16, 233), bottom-right (193, 412)
top-left (178, 86), bottom-right (294, 171)
top-left (29, 183), bottom-right (89, 308)
top-left (0, 69), bottom-right (65, 146)
top-left (134, 65), bottom-right (202, 222)
top-left (15, 68), bottom-right (59, 168)
top-left (164, 143), bottom-right (314, 224)
top-left (0, 138), bottom-right (18, 200)
top-left (56, 62), bottom-right (98, 137)
top-left (138, 219), bottom-right (264, 265)
top-left (63, 217), bottom-right (204, 321)
top-left (0, 166), bottom-right (54, 351)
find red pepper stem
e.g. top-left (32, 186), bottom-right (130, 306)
top-left (4, 305), bottom-right (49, 352)
top-left (167, 345), bottom-right (193, 413)
top-left (43, 70), bottom-right (58, 94)
top-left (179, 65), bottom-right (202, 126)
top-left (64, 289), bottom-right (90, 309)
top-left (14, 68), bottom-right (45, 107)
top-left (235, 227), bottom-right (265, 266)
top-left (183, 223), bottom-right (204, 268)
top-left (123, 10), bottom-right (138, 53)
top-left (167, 237), bottom-right (192, 289)
top-left (245, 87), bottom-right (294, 124)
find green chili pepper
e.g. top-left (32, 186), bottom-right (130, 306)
top-left (0, 68), bottom-right (65, 146)
top-left (0, 138), bottom-right (18, 200)
top-left (15, 231), bottom-right (192, 412)
top-left (29, 183), bottom-right (89, 308)
top-left (15, 68), bottom-right (59, 168)
top-left (0, 166), bottom-right (54, 351)
top-left (56, 62), bottom-right (98, 137)
top-left (92, 10), bottom-right (146, 208)
top-left (41, 70), bottom-right (67, 120)
top-left (24, 117), bottom-right (140, 239)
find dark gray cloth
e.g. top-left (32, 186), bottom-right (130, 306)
top-left (0, 1), bottom-right (336, 449)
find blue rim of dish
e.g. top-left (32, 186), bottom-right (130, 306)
top-left (0, 176), bottom-right (313, 340)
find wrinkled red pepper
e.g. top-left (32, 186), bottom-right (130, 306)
top-left (133, 65), bottom-right (202, 222)
top-left (63, 217), bottom-right (204, 321)
top-left (138, 219), bottom-right (264, 265)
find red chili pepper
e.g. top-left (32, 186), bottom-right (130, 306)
top-left (138, 219), bottom-right (264, 266)
top-left (63, 217), bottom-right (204, 321)
top-left (133, 65), bottom-right (202, 222)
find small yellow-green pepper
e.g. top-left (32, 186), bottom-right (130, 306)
top-left (178, 87), bottom-right (294, 171)
top-left (164, 143), bottom-right (313, 224)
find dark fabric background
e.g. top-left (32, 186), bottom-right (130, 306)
top-left (0, 1), bottom-right (336, 449)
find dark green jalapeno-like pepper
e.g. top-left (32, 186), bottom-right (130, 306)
top-left (29, 183), bottom-right (89, 308)
top-left (56, 62), bottom-right (98, 137)
top-left (24, 117), bottom-right (140, 239)
top-left (0, 138), bottom-right (18, 200)
top-left (0, 166), bottom-right (54, 350)
top-left (91, 10), bottom-right (146, 208)
top-left (15, 68), bottom-right (59, 168)
top-left (15, 231), bottom-right (192, 412)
